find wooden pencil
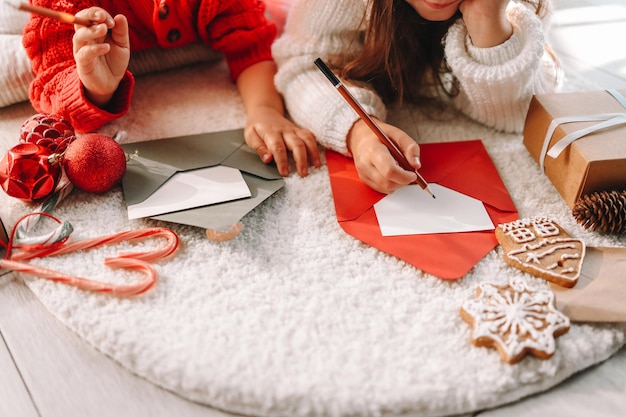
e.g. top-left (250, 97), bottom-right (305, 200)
top-left (13, 1), bottom-right (94, 26)
top-left (314, 58), bottom-right (435, 198)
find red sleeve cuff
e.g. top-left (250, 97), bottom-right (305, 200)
top-left (62, 70), bottom-right (135, 133)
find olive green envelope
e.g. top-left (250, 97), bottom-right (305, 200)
top-left (120, 129), bottom-right (285, 231)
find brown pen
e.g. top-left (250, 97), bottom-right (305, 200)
top-left (314, 58), bottom-right (435, 198)
top-left (11, 1), bottom-right (94, 26)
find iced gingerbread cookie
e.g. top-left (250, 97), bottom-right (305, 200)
top-left (495, 217), bottom-right (585, 288)
top-left (460, 278), bottom-right (570, 364)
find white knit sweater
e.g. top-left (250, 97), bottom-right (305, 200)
top-left (273, 0), bottom-right (562, 155)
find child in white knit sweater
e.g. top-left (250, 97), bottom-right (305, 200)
top-left (273, 0), bottom-right (562, 193)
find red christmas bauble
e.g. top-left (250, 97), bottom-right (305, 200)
top-left (20, 113), bottom-right (76, 153)
top-left (62, 134), bottom-right (127, 194)
top-left (0, 143), bottom-right (62, 202)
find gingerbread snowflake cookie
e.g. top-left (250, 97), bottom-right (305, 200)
top-left (460, 278), bottom-right (570, 364)
top-left (495, 217), bottom-right (585, 288)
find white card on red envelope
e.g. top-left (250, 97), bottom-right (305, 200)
top-left (374, 183), bottom-right (494, 236)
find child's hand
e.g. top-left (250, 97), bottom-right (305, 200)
top-left (237, 60), bottom-right (321, 177)
top-left (347, 119), bottom-right (421, 194)
top-left (245, 106), bottom-right (321, 177)
top-left (73, 8), bottom-right (130, 108)
top-left (459, 0), bottom-right (513, 47)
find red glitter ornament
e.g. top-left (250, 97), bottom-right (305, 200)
top-left (62, 133), bottom-right (127, 194)
top-left (0, 143), bottom-right (62, 202)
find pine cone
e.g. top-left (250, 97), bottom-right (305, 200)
top-left (572, 190), bottom-right (626, 234)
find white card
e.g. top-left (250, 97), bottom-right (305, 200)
top-left (373, 183), bottom-right (494, 236)
top-left (127, 165), bottom-right (251, 219)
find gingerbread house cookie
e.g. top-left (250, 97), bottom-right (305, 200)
top-left (495, 217), bottom-right (585, 288)
top-left (460, 278), bottom-right (570, 364)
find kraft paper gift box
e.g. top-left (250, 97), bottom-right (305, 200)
top-left (523, 89), bottom-right (626, 208)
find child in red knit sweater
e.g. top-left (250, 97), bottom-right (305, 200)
top-left (23, 0), bottom-right (319, 177)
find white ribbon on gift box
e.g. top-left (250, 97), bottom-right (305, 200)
top-left (539, 89), bottom-right (626, 171)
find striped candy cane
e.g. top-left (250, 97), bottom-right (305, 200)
top-left (1, 212), bottom-right (179, 297)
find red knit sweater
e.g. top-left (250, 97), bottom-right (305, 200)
top-left (23, 0), bottom-right (276, 133)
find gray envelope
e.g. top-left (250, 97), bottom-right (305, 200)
top-left (120, 129), bottom-right (285, 231)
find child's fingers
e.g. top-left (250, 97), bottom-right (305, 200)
top-left (281, 128), bottom-right (321, 177)
top-left (260, 132), bottom-right (290, 177)
top-left (387, 164), bottom-right (419, 187)
top-left (110, 14), bottom-right (130, 48)
top-left (384, 127), bottom-right (421, 170)
top-left (403, 141), bottom-right (421, 170)
top-left (358, 163), bottom-right (408, 194)
top-left (376, 148), bottom-right (418, 186)
top-left (296, 128), bottom-right (322, 169)
top-left (282, 132), bottom-right (309, 177)
top-left (75, 7), bottom-right (114, 27)
top-left (358, 142), bottom-right (416, 193)
top-left (73, 43), bottom-right (111, 65)
top-left (245, 129), bottom-right (281, 168)
top-left (72, 23), bottom-right (109, 50)
top-left (245, 125), bottom-right (320, 177)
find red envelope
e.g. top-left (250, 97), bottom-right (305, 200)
top-left (326, 139), bottom-right (518, 279)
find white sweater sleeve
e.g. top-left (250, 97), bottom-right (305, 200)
top-left (443, 1), bottom-right (563, 133)
top-left (272, 0), bottom-right (386, 155)
top-left (275, 0), bottom-right (562, 150)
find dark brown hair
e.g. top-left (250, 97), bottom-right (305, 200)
top-left (338, 0), bottom-right (547, 106)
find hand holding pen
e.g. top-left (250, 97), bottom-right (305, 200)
top-left (72, 7), bottom-right (130, 108)
top-left (12, 1), bottom-right (130, 109)
top-left (314, 58), bottom-right (435, 197)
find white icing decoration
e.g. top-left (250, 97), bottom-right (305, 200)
top-left (499, 217), bottom-right (554, 233)
top-left (462, 278), bottom-right (570, 362)
top-left (502, 217), bottom-right (562, 243)
top-left (519, 243), bottom-right (576, 264)
top-left (505, 238), bottom-right (585, 282)
top-left (534, 222), bottom-right (560, 237)
top-left (508, 228), bottom-right (535, 243)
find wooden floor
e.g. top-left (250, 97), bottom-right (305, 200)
top-left (2, 1), bottom-right (626, 416)
top-left (547, 0), bottom-right (626, 90)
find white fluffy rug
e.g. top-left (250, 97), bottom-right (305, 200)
top-left (1, 61), bottom-right (626, 417)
